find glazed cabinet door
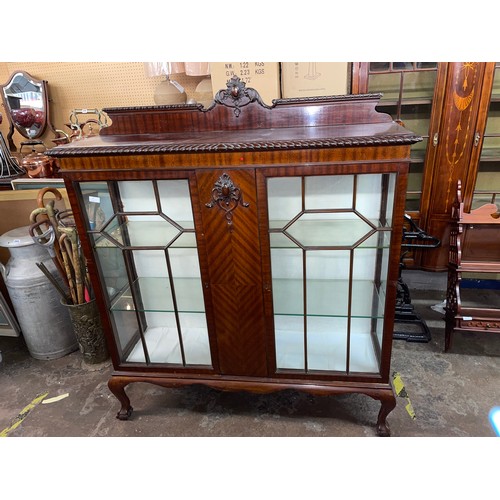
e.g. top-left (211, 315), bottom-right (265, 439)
top-left (74, 175), bottom-right (215, 370)
top-left (258, 167), bottom-right (402, 379)
top-left (467, 62), bottom-right (500, 210)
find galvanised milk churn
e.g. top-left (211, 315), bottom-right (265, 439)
top-left (0, 225), bottom-right (77, 359)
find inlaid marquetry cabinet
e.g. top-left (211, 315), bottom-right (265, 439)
top-left (48, 78), bottom-right (421, 436)
top-left (352, 62), bottom-right (500, 271)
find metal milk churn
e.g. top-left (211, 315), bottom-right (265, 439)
top-left (0, 225), bottom-right (78, 359)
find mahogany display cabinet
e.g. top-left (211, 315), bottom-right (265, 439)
top-left (48, 78), bottom-right (421, 436)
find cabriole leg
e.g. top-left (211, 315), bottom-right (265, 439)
top-left (108, 377), bottom-right (133, 420)
top-left (376, 393), bottom-right (397, 437)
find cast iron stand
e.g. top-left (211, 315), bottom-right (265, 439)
top-left (393, 214), bottom-right (440, 342)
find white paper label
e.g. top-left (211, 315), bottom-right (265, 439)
top-left (89, 196), bottom-right (100, 203)
top-left (463, 316), bottom-right (473, 321)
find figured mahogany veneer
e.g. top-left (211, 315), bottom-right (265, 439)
top-left (48, 78), bottom-right (421, 436)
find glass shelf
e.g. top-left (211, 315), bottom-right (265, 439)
top-left (377, 98), bottom-right (433, 107)
top-left (272, 278), bottom-right (385, 318)
top-left (480, 147), bottom-right (500, 161)
top-left (110, 277), bottom-right (206, 313)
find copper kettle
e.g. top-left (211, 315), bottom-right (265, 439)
top-left (20, 141), bottom-right (59, 179)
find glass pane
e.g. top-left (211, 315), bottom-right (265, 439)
top-left (269, 232), bottom-right (299, 248)
top-left (401, 71), bottom-right (436, 99)
top-left (459, 272), bottom-right (500, 311)
top-left (169, 247), bottom-right (205, 312)
top-left (473, 163), bottom-right (500, 192)
top-left (407, 163), bottom-right (424, 193)
top-left (170, 232), bottom-right (197, 248)
top-left (349, 317), bottom-right (380, 373)
top-left (472, 161), bottom-right (500, 208)
top-left (474, 92), bottom-right (500, 206)
top-left (368, 73), bottom-right (401, 100)
top-left (369, 62), bottom-right (390, 72)
top-left (355, 173), bottom-right (383, 221)
top-left (416, 62), bottom-right (437, 69)
top-left (118, 180), bottom-right (157, 212)
top-left (305, 175), bottom-right (353, 209)
top-left (111, 309), bottom-right (146, 363)
top-left (287, 212), bottom-right (375, 247)
top-left (307, 316), bottom-right (348, 371)
top-left (179, 313), bottom-right (211, 365)
top-left (79, 181), bottom-right (114, 230)
top-left (94, 244), bottom-right (129, 300)
top-left (306, 250), bottom-right (350, 316)
top-left (111, 277), bottom-right (207, 313)
top-left (483, 103), bottom-right (500, 146)
top-left (481, 134), bottom-right (500, 155)
top-left (267, 177), bottom-right (302, 228)
top-left (491, 64), bottom-right (500, 97)
top-left (0, 308), bottom-right (7, 327)
top-left (271, 247), bottom-right (303, 314)
top-left (158, 179), bottom-right (195, 229)
top-left (377, 244), bottom-right (391, 346)
top-left (400, 104), bottom-right (432, 138)
top-left (116, 216), bottom-right (181, 247)
top-left (274, 315), bottom-right (304, 370)
top-left (392, 62), bottom-right (413, 70)
top-left (352, 245), bottom-right (385, 319)
top-left (385, 173), bottom-right (396, 228)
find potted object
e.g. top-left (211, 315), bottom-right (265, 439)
top-left (20, 141), bottom-right (59, 178)
top-left (31, 188), bottom-right (109, 364)
top-left (57, 225), bottom-right (109, 365)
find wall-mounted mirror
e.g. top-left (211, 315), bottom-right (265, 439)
top-left (0, 71), bottom-right (55, 151)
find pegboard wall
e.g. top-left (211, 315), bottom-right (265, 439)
top-left (0, 62), bottom-right (207, 151)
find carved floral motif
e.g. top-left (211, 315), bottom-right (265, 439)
top-left (207, 76), bottom-right (272, 117)
top-left (205, 172), bottom-right (249, 225)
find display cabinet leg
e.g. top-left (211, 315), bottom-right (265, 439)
top-left (108, 377), bottom-right (133, 420)
top-left (376, 395), bottom-right (397, 437)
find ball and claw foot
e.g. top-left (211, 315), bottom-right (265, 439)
top-left (376, 421), bottom-right (391, 437)
top-left (108, 377), bottom-right (133, 420)
top-left (116, 405), bottom-right (133, 421)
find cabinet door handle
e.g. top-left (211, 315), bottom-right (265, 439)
top-left (474, 132), bottom-right (481, 147)
top-left (432, 133), bottom-right (438, 147)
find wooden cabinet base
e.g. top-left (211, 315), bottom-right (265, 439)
top-left (108, 373), bottom-right (397, 436)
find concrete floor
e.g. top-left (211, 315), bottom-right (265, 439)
top-left (1, 270), bottom-right (499, 439)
